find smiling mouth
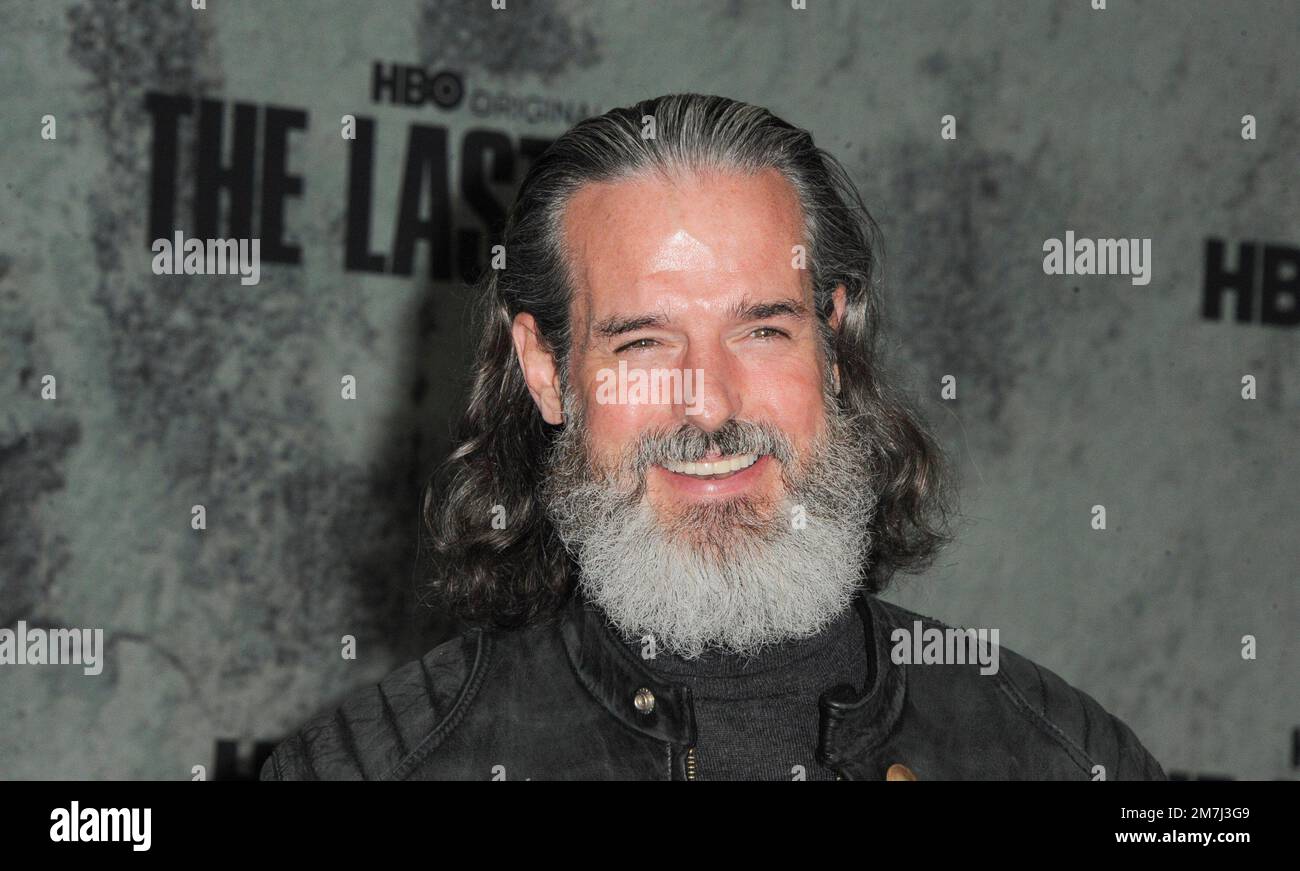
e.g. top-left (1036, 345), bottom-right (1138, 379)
top-left (660, 453), bottom-right (761, 480)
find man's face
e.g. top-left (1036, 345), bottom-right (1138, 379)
top-left (513, 167), bottom-right (871, 656)
top-left (547, 168), bottom-right (841, 530)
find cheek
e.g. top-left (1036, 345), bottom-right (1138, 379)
top-left (581, 388), bottom-right (677, 461)
top-left (741, 356), bottom-right (827, 442)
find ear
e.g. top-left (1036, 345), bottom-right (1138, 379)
top-left (828, 284), bottom-right (847, 395)
top-left (828, 283), bottom-right (847, 332)
top-left (511, 312), bottom-right (565, 425)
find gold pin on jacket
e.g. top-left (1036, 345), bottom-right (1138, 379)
top-left (886, 763), bottom-right (917, 781)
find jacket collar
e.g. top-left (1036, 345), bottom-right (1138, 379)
top-left (559, 587), bottom-right (906, 767)
top-left (816, 590), bottom-right (907, 771)
top-left (560, 594), bottom-right (697, 745)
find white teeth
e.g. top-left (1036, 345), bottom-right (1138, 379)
top-left (662, 453), bottom-right (760, 477)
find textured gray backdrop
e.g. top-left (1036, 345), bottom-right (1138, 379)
top-left (1, 0), bottom-right (1296, 780)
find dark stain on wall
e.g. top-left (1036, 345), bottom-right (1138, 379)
top-left (863, 135), bottom-right (1062, 459)
top-left (0, 421), bottom-right (80, 626)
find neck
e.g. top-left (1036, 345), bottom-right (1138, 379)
top-left (613, 601), bottom-right (867, 693)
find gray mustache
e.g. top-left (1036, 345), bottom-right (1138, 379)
top-left (629, 419), bottom-right (796, 471)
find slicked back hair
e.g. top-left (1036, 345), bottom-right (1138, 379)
top-left (420, 93), bottom-right (953, 627)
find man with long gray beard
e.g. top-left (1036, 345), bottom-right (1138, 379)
top-left (262, 93), bottom-right (1165, 781)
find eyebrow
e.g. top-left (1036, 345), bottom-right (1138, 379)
top-left (730, 296), bottom-right (810, 322)
top-left (592, 313), bottom-right (667, 339)
top-left (591, 297), bottom-right (810, 340)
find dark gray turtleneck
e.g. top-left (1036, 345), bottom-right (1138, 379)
top-left (617, 604), bottom-right (869, 781)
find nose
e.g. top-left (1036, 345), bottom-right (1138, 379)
top-left (679, 338), bottom-right (742, 435)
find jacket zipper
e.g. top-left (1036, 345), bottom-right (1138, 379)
top-left (681, 746), bottom-right (841, 780)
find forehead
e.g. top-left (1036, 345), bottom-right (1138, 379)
top-left (561, 168), bottom-right (809, 320)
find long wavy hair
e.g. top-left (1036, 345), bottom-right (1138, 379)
top-left (420, 93), bottom-right (953, 628)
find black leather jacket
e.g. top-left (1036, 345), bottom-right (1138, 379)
top-left (261, 590), bottom-right (1167, 781)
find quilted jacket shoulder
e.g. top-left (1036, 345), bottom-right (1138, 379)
top-left (871, 599), bottom-right (1166, 780)
top-left (260, 630), bottom-right (484, 781)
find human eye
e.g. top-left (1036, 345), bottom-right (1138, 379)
top-left (615, 337), bottom-right (661, 353)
